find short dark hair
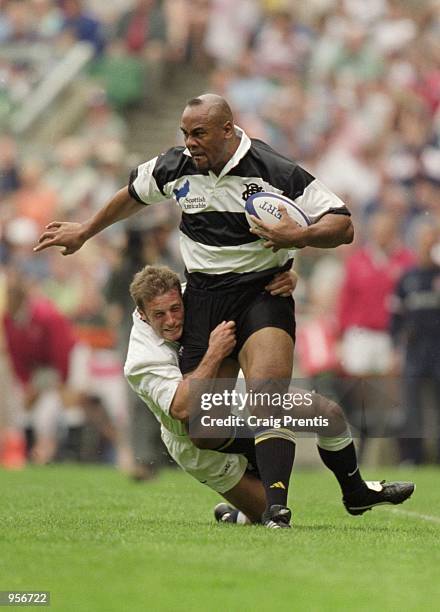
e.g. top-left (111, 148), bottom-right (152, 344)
top-left (184, 94), bottom-right (234, 124)
top-left (129, 265), bottom-right (181, 311)
top-left (186, 97), bottom-right (204, 107)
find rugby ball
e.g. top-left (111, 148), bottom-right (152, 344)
top-left (245, 192), bottom-right (311, 229)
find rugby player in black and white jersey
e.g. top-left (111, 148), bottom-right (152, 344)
top-left (35, 94), bottom-right (414, 527)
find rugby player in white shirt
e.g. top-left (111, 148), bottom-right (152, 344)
top-left (124, 265), bottom-right (414, 527)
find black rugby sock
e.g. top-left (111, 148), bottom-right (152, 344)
top-left (317, 442), bottom-right (365, 495)
top-left (255, 436), bottom-right (295, 508)
top-left (214, 426), bottom-right (257, 467)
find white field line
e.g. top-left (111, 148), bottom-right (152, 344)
top-left (387, 508), bottom-right (440, 524)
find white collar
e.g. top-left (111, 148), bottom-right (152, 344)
top-left (133, 309), bottom-right (165, 346)
top-left (183, 125), bottom-right (251, 179)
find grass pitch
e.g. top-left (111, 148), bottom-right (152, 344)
top-left (0, 465), bottom-right (439, 612)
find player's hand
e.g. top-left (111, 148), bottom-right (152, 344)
top-left (249, 204), bottom-right (309, 251)
top-left (33, 221), bottom-right (87, 255)
top-left (265, 270), bottom-right (298, 296)
top-left (208, 321), bottom-right (236, 360)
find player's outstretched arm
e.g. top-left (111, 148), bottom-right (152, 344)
top-left (250, 204), bottom-right (354, 251)
top-left (169, 321), bottom-right (236, 422)
top-left (34, 186), bottom-right (145, 255)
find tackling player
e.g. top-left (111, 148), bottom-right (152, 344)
top-left (124, 265), bottom-right (414, 527)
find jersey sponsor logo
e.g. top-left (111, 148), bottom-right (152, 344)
top-left (173, 179), bottom-right (207, 210)
top-left (241, 182), bottom-right (264, 201)
top-left (181, 196), bottom-right (207, 210)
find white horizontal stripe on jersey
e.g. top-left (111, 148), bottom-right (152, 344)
top-left (180, 232), bottom-right (291, 275)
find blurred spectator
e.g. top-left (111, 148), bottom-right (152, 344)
top-left (390, 221), bottom-right (440, 464)
top-left (163, 0), bottom-right (190, 64)
top-left (2, 269), bottom-right (78, 464)
top-left (372, 0), bottom-right (417, 56)
top-left (12, 158), bottom-right (58, 229)
top-left (204, 0), bottom-right (260, 66)
top-left (77, 394), bottom-right (116, 463)
top-left (104, 228), bottom-right (172, 480)
top-left (364, 181), bottom-right (413, 236)
top-left (92, 39), bottom-right (145, 109)
top-left (253, 9), bottom-right (313, 79)
top-left (0, 135), bottom-right (21, 196)
top-left (41, 252), bottom-right (84, 317)
top-left (296, 255), bottom-right (344, 398)
top-left (90, 140), bottom-right (127, 211)
top-left (2, 0), bottom-right (35, 43)
top-left (313, 134), bottom-right (383, 209)
top-left (338, 211), bottom-right (415, 376)
top-left (112, 0), bottom-right (166, 104)
top-left (31, 0), bottom-right (63, 41)
top-left (61, 0), bottom-right (106, 55)
top-left (45, 137), bottom-right (98, 215)
top-left (337, 211), bottom-right (415, 458)
top-left (78, 90), bottom-right (128, 151)
top-left (331, 25), bottom-right (384, 83)
top-left (411, 177), bottom-right (440, 220)
top-left (3, 217), bottom-right (49, 280)
top-left (115, 0), bottom-right (166, 58)
top-left (0, 268), bottom-right (25, 469)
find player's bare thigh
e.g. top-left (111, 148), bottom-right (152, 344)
top-left (238, 327), bottom-right (294, 379)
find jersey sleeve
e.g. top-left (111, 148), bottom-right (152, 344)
top-left (286, 166), bottom-right (350, 223)
top-left (128, 157), bottom-right (169, 205)
top-left (126, 362), bottom-right (181, 416)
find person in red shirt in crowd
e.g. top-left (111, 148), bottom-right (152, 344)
top-left (337, 211), bottom-right (415, 458)
top-left (338, 211), bottom-right (415, 376)
top-left (2, 269), bottom-right (77, 464)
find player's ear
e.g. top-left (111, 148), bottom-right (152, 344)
top-left (137, 307), bottom-right (148, 323)
top-left (223, 120), bottom-right (234, 139)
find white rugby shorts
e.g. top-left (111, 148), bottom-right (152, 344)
top-left (161, 428), bottom-right (248, 494)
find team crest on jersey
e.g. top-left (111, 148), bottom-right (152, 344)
top-left (241, 182), bottom-right (264, 201)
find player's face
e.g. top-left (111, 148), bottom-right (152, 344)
top-left (180, 107), bottom-right (233, 174)
top-left (142, 289), bottom-right (184, 342)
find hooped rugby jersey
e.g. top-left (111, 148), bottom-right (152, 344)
top-left (128, 127), bottom-right (350, 288)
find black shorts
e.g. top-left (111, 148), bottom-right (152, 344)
top-left (180, 285), bottom-right (296, 374)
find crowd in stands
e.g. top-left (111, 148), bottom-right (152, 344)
top-left (1, 0), bottom-right (439, 471)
